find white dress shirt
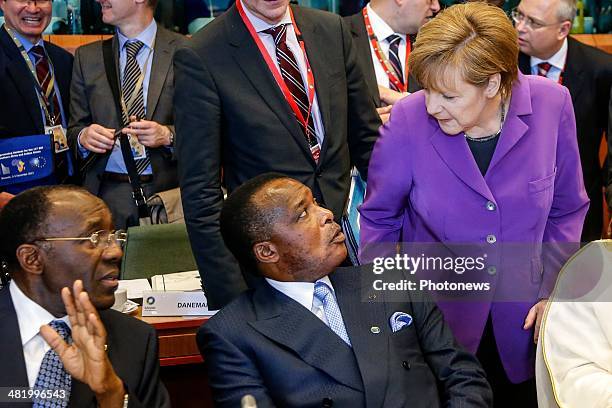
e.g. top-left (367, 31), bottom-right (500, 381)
top-left (266, 275), bottom-right (343, 326)
top-left (239, 0), bottom-right (325, 146)
top-left (366, 4), bottom-right (408, 88)
top-left (530, 38), bottom-right (568, 83)
top-left (9, 282), bottom-right (71, 388)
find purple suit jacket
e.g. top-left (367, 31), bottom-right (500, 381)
top-left (359, 73), bottom-right (589, 383)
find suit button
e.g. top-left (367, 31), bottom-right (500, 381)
top-left (402, 361), bottom-right (411, 370)
top-left (486, 234), bottom-right (497, 244)
top-left (322, 397), bottom-right (333, 407)
top-left (486, 201), bottom-right (496, 211)
top-left (315, 169), bottom-right (322, 177)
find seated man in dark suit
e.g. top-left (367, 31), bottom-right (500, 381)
top-left (198, 173), bottom-right (493, 407)
top-left (0, 185), bottom-right (169, 408)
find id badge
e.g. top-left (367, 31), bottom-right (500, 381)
top-left (45, 125), bottom-right (69, 153)
top-left (128, 134), bottom-right (147, 159)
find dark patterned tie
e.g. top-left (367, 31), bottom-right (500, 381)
top-left (32, 320), bottom-right (72, 408)
top-left (537, 62), bottom-right (552, 78)
top-left (31, 45), bottom-right (69, 183)
top-left (122, 40), bottom-right (150, 175)
top-left (386, 34), bottom-right (404, 92)
top-left (263, 24), bottom-right (320, 163)
top-left (31, 45), bottom-right (62, 126)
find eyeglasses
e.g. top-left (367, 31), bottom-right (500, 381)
top-left (511, 9), bottom-right (564, 30)
top-left (37, 230), bottom-right (127, 249)
top-left (11, 0), bottom-right (52, 6)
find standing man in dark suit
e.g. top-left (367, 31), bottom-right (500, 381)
top-left (0, 185), bottom-right (169, 407)
top-left (68, 0), bottom-right (184, 229)
top-left (0, 0), bottom-right (75, 195)
top-left (173, 0), bottom-right (381, 309)
top-left (344, 0), bottom-right (439, 123)
top-left (199, 173), bottom-right (492, 407)
top-left (515, 0), bottom-right (612, 242)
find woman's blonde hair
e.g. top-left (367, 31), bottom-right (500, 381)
top-left (409, 1), bottom-right (519, 99)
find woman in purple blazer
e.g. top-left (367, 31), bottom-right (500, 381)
top-left (359, 3), bottom-right (589, 407)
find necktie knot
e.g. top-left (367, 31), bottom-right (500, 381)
top-left (386, 34), bottom-right (401, 46)
top-left (313, 281), bottom-right (333, 304)
top-left (263, 24), bottom-right (288, 45)
top-left (538, 62), bottom-right (552, 77)
top-left (30, 45), bottom-right (46, 64)
top-left (125, 40), bottom-right (144, 59)
top-left (48, 320), bottom-right (72, 343)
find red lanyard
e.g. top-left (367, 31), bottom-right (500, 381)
top-left (236, 0), bottom-right (316, 136)
top-left (362, 7), bottom-right (409, 93)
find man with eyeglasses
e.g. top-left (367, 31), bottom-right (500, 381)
top-left (514, 0), bottom-right (612, 242)
top-left (0, 0), bottom-right (77, 196)
top-left (0, 185), bottom-right (170, 407)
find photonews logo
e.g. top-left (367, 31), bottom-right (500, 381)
top-left (146, 296), bottom-right (156, 305)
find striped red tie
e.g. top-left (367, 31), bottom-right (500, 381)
top-left (263, 24), bottom-right (320, 163)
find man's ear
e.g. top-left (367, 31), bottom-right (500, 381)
top-left (15, 244), bottom-right (45, 276)
top-left (558, 20), bottom-right (571, 40)
top-left (253, 241), bottom-right (279, 264)
top-left (485, 73), bottom-right (502, 98)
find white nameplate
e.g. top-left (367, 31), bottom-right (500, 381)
top-left (141, 290), bottom-right (217, 316)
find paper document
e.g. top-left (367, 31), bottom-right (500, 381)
top-left (118, 279), bottom-right (152, 299)
top-left (151, 270), bottom-right (202, 291)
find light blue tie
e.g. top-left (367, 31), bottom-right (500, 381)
top-left (33, 320), bottom-right (72, 408)
top-left (313, 281), bottom-right (352, 346)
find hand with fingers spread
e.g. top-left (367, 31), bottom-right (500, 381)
top-left (79, 124), bottom-right (116, 154)
top-left (40, 280), bottom-right (125, 408)
top-left (523, 298), bottom-right (548, 344)
top-left (122, 115), bottom-right (172, 148)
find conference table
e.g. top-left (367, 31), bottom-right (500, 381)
top-left (136, 308), bottom-right (214, 408)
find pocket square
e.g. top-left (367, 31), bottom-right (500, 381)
top-left (390, 311), bottom-right (413, 333)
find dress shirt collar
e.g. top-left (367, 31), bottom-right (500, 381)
top-left (7, 26), bottom-right (44, 53)
top-left (239, 0), bottom-right (292, 33)
top-left (530, 38), bottom-right (568, 72)
top-left (265, 275), bottom-right (335, 311)
top-left (9, 281), bottom-right (70, 347)
top-left (117, 18), bottom-right (157, 53)
top-left (366, 4), bottom-right (406, 44)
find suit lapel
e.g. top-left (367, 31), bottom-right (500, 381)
top-left (487, 73), bottom-right (531, 175)
top-left (430, 128), bottom-right (494, 201)
top-left (0, 29), bottom-right (44, 132)
top-left (68, 381), bottom-right (95, 407)
top-left (331, 267), bottom-right (389, 408)
top-left (146, 27), bottom-right (173, 120)
top-left (249, 281), bottom-right (364, 392)
top-left (225, 6), bottom-right (316, 165)
top-left (0, 288), bottom-right (29, 388)
top-left (349, 13), bottom-right (380, 107)
top-left (562, 38), bottom-right (586, 106)
top-left (518, 51), bottom-right (531, 75)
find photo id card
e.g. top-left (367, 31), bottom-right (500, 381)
top-left (128, 134), bottom-right (147, 159)
top-left (46, 125), bottom-right (69, 153)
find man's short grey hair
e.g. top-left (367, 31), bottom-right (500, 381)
top-left (556, 0), bottom-right (577, 23)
